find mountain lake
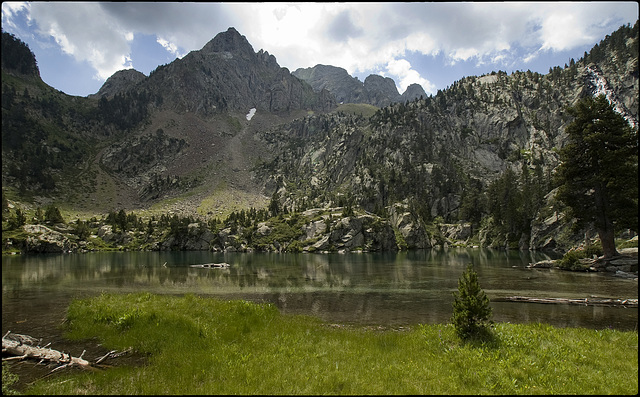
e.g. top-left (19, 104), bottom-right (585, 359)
top-left (3, 248), bottom-right (637, 339)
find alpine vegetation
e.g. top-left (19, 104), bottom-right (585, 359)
top-left (451, 264), bottom-right (494, 340)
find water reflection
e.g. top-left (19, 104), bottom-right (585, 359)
top-left (2, 249), bottom-right (637, 330)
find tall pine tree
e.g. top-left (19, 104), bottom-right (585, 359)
top-left (554, 94), bottom-right (638, 258)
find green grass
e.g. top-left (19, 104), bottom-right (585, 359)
top-left (196, 183), bottom-right (268, 220)
top-left (333, 103), bottom-right (379, 118)
top-left (24, 293), bottom-right (638, 395)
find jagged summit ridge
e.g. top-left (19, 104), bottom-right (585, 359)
top-left (363, 74), bottom-right (401, 106)
top-left (292, 64), bottom-right (427, 107)
top-left (93, 27), bottom-right (335, 114)
top-left (91, 27), bottom-right (424, 110)
top-left (292, 64), bottom-right (367, 104)
top-left (201, 27), bottom-right (255, 59)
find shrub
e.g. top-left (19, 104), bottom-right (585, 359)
top-left (584, 241), bottom-right (603, 257)
top-left (7, 208), bottom-right (26, 229)
top-left (44, 205), bottom-right (65, 224)
top-left (451, 264), bottom-right (493, 340)
top-left (558, 250), bottom-right (584, 270)
top-left (557, 244), bottom-right (601, 271)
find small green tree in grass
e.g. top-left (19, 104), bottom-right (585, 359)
top-left (451, 264), bottom-right (493, 340)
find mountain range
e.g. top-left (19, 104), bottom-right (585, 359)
top-left (292, 64), bottom-right (426, 107)
top-left (2, 22), bottom-right (638, 251)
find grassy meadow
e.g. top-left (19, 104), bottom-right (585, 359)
top-left (21, 293), bottom-right (638, 395)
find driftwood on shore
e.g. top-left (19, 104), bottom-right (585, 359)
top-left (494, 296), bottom-right (638, 307)
top-left (2, 331), bottom-right (129, 373)
top-left (190, 262), bottom-right (230, 269)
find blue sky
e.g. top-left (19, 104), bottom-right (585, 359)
top-left (2, 2), bottom-right (638, 97)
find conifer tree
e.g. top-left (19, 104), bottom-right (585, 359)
top-left (554, 94), bottom-right (638, 258)
top-left (44, 205), bottom-right (65, 224)
top-left (451, 264), bottom-right (493, 340)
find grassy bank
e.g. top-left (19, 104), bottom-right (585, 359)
top-left (24, 293), bottom-right (638, 395)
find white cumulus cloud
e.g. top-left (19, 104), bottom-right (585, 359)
top-left (26, 2), bottom-right (134, 80)
top-left (2, 2), bottom-right (637, 96)
top-left (385, 58), bottom-right (437, 95)
top-left (157, 37), bottom-right (185, 58)
top-left (1, 1), bottom-right (30, 29)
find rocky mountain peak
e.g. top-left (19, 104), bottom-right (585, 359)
top-left (293, 64), bottom-right (426, 107)
top-left (363, 74), bottom-right (401, 106)
top-left (292, 64), bottom-right (367, 104)
top-left (89, 68), bottom-right (146, 98)
top-left (201, 26), bottom-right (255, 59)
top-left (135, 27), bottom-right (334, 115)
top-left (401, 83), bottom-right (427, 102)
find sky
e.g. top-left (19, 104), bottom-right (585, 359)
top-left (2, 2), bottom-right (638, 98)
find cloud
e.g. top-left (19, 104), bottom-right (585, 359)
top-left (24, 2), bottom-right (134, 80)
top-left (324, 9), bottom-right (363, 41)
top-left (537, 4), bottom-right (617, 52)
top-left (385, 58), bottom-right (437, 95)
top-left (99, 2), bottom-right (233, 51)
top-left (157, 37), bottom-right (186, 59)
top-left (3, 2), bottom-right (638, 92)
top-left (1, 1), bottom-right (30, 29)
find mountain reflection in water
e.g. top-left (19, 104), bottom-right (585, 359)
top-left (2, 249), bottom-right (637, 331)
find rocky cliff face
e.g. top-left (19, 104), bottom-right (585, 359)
top-left (363, 74), bottom-right (401, 107)
top-left (401, 83), bottom-right (428, 102)
top-left (584, 64), bottom-right (638, 129)
top-left (141, 27), bottom-right (336, 116)
top-left (256, 22), bottom-right (639, 250)
top-left (292, 64), bottom-right (367, 104)
top-left (293, 64), bottom-right (427, 107)
top-left (88, 69), bottom-right (147, 99)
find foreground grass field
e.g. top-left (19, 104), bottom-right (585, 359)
top-left (26, 293), bottom-right (638, 395)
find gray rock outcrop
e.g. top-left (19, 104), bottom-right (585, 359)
top-left (363, 74), bottom-right (401, 107)
top-left (292, 64), bottom-right (367, 104)
top-left (401, 83), bottom-right (427, 102)
top-left (293, 64), bottom-right (427, 107)
top-left (138, 27), bottom-right (336, 116)
top-left (308, 213), bottom-right (397, 252)
top-left (89, 69), bottom-right (146, 99)
top-left (23, 224), bottom-right (76, 253)
top-left (388, 202), bottom-right (434, 249)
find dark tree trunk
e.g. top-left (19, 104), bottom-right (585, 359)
top-left (598, 225), bottom-right (619, 258)
top-left (594, 185), bottom-right (619, 259)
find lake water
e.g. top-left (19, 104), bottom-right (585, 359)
top-left (2, 249), bottom-right (638, 335)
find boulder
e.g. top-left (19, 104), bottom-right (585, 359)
top-left (389, 203), bottom-right (432, 249)
top-left (256, 222), bottom-right (271, 236)
top-left (529, 188), bottom-right (594, 251)
top-left (96, 225), bottom-right (131, 245)
top-left (440, 223), bottom-right (472, 243)
top-left (307, 213), bottom-right (396, 252)
top-left (528, 259), bottom-right (555, 268)
top-left (23, 224), bottom-right (76, 253)
top-left (312, 234), bottom-right (331, 251)
top-left (304, 220), bottom-right (327, 240)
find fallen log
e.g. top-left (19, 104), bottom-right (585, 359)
top-left (2, 331), bottom-right (91, 371)
top-left (190, 262), bottom-right (230, 269)
top-left (494, 296), bottom-right (638, 307)
top-left (2, 331), bottom-right (129, 373)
